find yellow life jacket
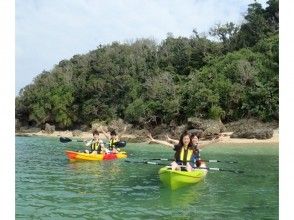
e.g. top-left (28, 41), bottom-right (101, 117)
top-left (91, 141), bottom-right (101, 151)
top-left (180, 146), bottom-right (193, 163)
top-left (109, 138), bottom-right (118, 149)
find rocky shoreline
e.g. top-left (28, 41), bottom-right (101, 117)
top-left (16, 118), bottom-right (279, 144)
top-left (15, 127), bottom-right (279, 145)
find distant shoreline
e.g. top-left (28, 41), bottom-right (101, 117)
top-left (15, 129), bottom-right (279, 145)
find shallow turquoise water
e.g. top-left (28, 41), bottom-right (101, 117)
top-left (16, 137), bottom-right (278, 219)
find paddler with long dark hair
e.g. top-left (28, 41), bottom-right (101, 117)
top-left (148, 131), bottom-right (223, 170)
top-left (148, 131), bottom-right (194, 171)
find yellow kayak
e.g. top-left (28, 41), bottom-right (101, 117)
top-left (158, 162), bottom-right (207, 190)
top-left (65, 150), bottom-right (127, 162)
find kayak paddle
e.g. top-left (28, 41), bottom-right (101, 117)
top-left (195, 167), bottom-right (244, 174)
top-left (125, 160), bottom-right (244, 174)
top-left (199, 159), bottom-right (238, 164)
top-left (59, 137), bottom-right (84, 143)
top-left (114, 141), bottom-right (127, 148)
top-left (60, 137), bottom-right (126, 147)
top-left (164, 165), bottom-right (244, 174)
top-left (145, 158), bottom-right (238, 164)
top-left (125, 160), bottom-right (167, 166)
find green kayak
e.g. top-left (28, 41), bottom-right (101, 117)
top-left (158, 162), bottom-right (207, 190)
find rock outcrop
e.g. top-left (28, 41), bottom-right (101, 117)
top-left (227, 119), bottom-right (275, 139)
top-left (231, 128), bottom-right (274, 139)
top-left (44, 123), bottom-right (55, 134)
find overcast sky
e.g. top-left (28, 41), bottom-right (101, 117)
top-left (16, 0), bottom-right (267, 95)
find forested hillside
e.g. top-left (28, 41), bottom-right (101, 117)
top-left (16, 1), bottom-right (279, 130)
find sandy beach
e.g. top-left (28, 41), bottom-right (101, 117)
top-left (15, 129), bottom-right (279, 145)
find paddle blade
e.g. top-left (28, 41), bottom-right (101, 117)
top-left (59, 137), bottom-right (72, 143)
top-left (226, 161), bottom-right (238, 164)
top-left (217, 168), bottom-right (244, 174)
top-left (115, 141), bottom-right (126, 148)
top-left (231, 170), bottom-right (244, 174)
top-left (211, 167), bottom-right (244, 174)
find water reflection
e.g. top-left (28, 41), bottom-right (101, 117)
top-left (66, 160), bottom-right (123, 177)
top-left (158, 182), bottom-right (207, 209)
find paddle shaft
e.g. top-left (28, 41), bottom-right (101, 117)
top-left (165, 165), bottom-right (244, 173)
top-left (195, 166), bottom-right (244, 174)
top-left (125, 160), bottom-right (167, 166)
top-left (59, 137), bottom-right (126, 148)
top-left (145, 158), bottom-right (238, 164)
top-left (125, 160), bottom-right (244, 173)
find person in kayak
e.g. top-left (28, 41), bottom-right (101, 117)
top-left (148, 132), bottom-right (223, 170)
top-left (189, 133), bottom-right (201, 167)
top-left (100, 126), bottom-right (127, 153)
top-left (84, 130), bottom-right (107, 154)
top-left (162, 133), bottom-right (202, 167)
top-left (148, 131), bottom-right (194, 171)
top-left (166, 132), bottom-right (223, 167)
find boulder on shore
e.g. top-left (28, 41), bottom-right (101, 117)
top-left (187, 129), bottom-right (204, 138)
top-left (18, 126), bottom-right (41, 133)
top-left (170, 125), bottom-right (187, 139)
top-left (187, 117), bottom-right (225, 139)
top-left (122, 129), bottom-right (149, 143)
top-left (231, 128), bottom-right (274, 139)
top-left (91, 121), bottom-right (108, 132)
top-left (44, 123), bottom-right (55, 134)
top-left (92, 119), bottom-right (131, 133)
top-left (80, 125), bottom-right (89, 132)
top-left (107, 118), bottom-right (130, 133)
top-left (225, 118), bottom-right (278, 132)
top-left (72, 130), bottom-right (82, 137)
top-left (226, 118), bottom-right (276, 140)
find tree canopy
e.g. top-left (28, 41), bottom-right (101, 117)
top-left (16, 0), bottom-right (279, 129)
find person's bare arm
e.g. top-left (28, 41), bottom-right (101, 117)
top-left (165, 134), bottom-right (179, 144)
top-left (148, 133), bottom-right (174, 148)
top-left (84, 139), bottom-right (92, 147)
top-left (100, 127), bottom-right (111, 140)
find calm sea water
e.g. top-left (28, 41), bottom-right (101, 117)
top-left (16, 136), bottom-right (278, 220)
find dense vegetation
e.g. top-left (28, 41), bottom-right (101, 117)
top-left (16, 1), bottom-right (279, 129)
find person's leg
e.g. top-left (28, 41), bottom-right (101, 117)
top-left (171, 161), bottom-right (179, 171)
top-left (196, 160), bottom-right (201, 167)
top-left (186, 162), bottom-right (192, 172)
